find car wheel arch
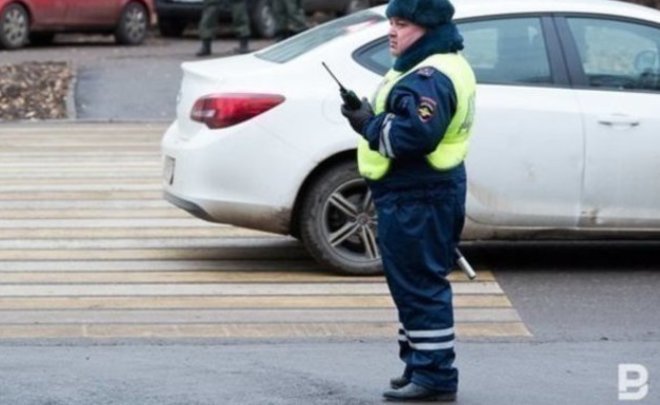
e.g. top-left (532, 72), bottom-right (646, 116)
top-left (118, 0), bottom-right (152, 18)
top-left (1, 1), bottom-right (32, 19)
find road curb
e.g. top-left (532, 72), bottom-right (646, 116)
top-left (65, 61), bottom-right (78, 120)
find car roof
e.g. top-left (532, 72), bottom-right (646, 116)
top-left (373, 0), bottom-right (660, 23)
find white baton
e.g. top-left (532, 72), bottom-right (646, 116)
top-left (455, 248), bottom-right (477, 280)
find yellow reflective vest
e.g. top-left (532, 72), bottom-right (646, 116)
top-left (357, 53), bottom-right (476, 181)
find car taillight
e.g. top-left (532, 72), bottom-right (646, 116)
top-left (190, 93), bottom-right (285, 129)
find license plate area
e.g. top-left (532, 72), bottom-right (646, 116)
top-left (163, 156), bottom-right (176, 185)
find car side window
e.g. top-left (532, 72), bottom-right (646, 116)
top-left (566, 18), bottom-right (660, 92)
top-left (354, 17), bottom-right (554, 84)
top-left (354, 38), bottom-right (392, 75)
top-left (257, 11), bottom-right (386, 63)
top-left (459, 17), bottom-right (552, 85)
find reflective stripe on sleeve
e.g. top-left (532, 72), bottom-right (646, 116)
top-left (379, 113), bottom-right (396, 158)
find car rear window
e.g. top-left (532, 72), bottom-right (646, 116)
top-left (256, 11), bottom-right (386, 63)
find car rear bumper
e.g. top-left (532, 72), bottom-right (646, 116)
top-left (161, 120), bottom-right (313, 235)
top-left (163, 190), bottom-right (292, 234)
top-left (163, 190), bottom-right (214, 222)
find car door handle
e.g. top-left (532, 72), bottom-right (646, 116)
top-left (597, 114), bottom-right (640, 127)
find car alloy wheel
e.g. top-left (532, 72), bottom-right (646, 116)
top-left (0, 3), bottom-right (29, 50)
top-left (300, 160), bottom-right (382, 275)
top-left (322, 178), bottom-right (379, 257)
top-left (115, 2), bottom-right (148, 45)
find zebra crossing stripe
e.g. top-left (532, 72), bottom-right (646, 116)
top-left (0, 123), bottom-right (532, 340)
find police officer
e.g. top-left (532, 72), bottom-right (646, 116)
top-left (196, 0), bottom-right (251, 57)
top-left (272, 0), bottom-right (307, 40)
top-left (340, 0), bottom-right (476, 401)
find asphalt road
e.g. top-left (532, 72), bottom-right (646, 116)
top-left (1, 35), bottom-right (659, 404)
top-left (0, 341), bottom-right (657, 405)
top-left (466, 242), bottom-right (660, 343)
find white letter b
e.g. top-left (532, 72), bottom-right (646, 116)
top-left (619, 364), bottom-right (649, 401)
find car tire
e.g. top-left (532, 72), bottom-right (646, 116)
top-left (250, 0), bottom-right (276, 39)
top-left (115, 1), bottom-right (148, 45)
top-left (0, 3), bottom-right (29, 50)
top-left (158, 16), bottom-right (186, 38)
top-left (299, 160), bottom-right (382, 275)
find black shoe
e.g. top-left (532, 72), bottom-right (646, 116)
top-left (390, 375), bottom-right (410, 389)
top-left (196, 39), bottom-right (211, 57)
top-left (383, 383), bottom-right (457, 402)
top-left (233, 37), bottom-right (250, 54)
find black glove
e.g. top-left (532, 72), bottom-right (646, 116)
top-left (341, 97), bottom-right (374, 135)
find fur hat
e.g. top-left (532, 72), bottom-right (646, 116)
top-left (385, 0), bottom-right (455, 28)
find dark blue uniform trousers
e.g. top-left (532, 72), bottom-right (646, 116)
top-left (373, 166), bottom-right (466, 393)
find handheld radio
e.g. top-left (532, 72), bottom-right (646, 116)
top-left (322, 62), bottom-right (362, 110)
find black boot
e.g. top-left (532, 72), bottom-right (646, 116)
top-left (383, 383), bottom-right (457, 402)
top-left (196, 39), bottom-right (212, 57)
top-left (389, 375), bottom-right (410, 389)
top-left (233, 37), bottom-right (250, 54)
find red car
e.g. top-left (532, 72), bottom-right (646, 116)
top-left (0, 0), bottom-right (155, 49)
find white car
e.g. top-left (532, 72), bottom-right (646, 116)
top-left (162, 0), bottom-right (660, 275)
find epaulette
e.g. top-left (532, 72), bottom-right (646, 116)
top-left (416, 67), bottom-right (435, 78)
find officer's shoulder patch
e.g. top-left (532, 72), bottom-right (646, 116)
top-left (416, 67), bottom-right (435, 78)
top-left (417, 96), bottom-right (437, 123)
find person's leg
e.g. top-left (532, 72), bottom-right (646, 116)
top-left (378, 186), bottom-right (459, 395)
top-left (197, 2), bottom-right (221, 56)
top-left (231, 0), bottom-right (251, 53)
top-left (272, 0), bottom-right (287, 39)
top-left (287, 0), bottom-right (307, 34)
top-left (390, 324), bottom-right (413, 388)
